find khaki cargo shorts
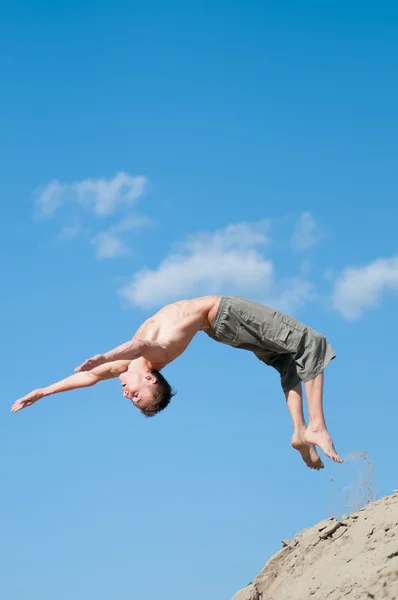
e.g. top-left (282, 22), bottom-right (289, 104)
top-left (207, 296), bottom-right (336, 393)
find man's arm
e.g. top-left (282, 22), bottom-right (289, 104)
top-left (75, 339), bottom-right (168, 372)
top-left (11, 360), bottom-right (130, 413)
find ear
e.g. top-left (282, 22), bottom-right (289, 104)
top-left (145, 374), bottom-right (158, 384)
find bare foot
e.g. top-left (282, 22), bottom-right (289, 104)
top-left (304, 427), bottom-right (343, 463)
top-left (291, 432), bottom-right (324, 470)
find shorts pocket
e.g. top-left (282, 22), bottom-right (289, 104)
top-left (262, 314), bottom-right (305, 353)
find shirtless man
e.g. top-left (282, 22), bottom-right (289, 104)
top-left (11, 295), bottom-right (342, 469)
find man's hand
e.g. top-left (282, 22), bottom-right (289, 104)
top-left (74, 354), bottom-right (105, 372)
top-left (74, 341), bottom-right (144, 371)
top-left (11, 361), bottom-right (131, 414)
top-left (75, 339), bottom-right (169, 369)
top-left (11, 389), bottom-right (45, 413)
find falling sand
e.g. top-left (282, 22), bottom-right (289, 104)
top-left (327, 450), bottom-right (375, 519)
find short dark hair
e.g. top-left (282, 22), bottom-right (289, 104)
top-left (139, 370), bottom-right (176, 418)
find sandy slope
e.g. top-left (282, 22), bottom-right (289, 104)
top-left (233, 491), bottom-right (398, 600)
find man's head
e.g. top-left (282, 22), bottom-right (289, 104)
top-left (119, 361), bottom-right (175, 417)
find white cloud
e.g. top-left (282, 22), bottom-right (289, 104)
top-left (91, 214), bottom-right (153, 260)
top-left (120, 221), bottom-right (315, 312)
top-left (299, 260), bottom-right (311, 276)
top-left (35, 180), bottom-right (65, 219)
top-left (109, 214), bottom-right (153, 233)
top-left (123, 249), bottom-right (274, 307)
top-left (35, 172), bottom-right (147, 219)
top-left (74, 173), bottom-right (147, 216)
top-left (269, 278), bottom-right (317, 314)
top-left (181, 221), bottom-right (271, 253)
top-left (58, 220), bottom-right (81, 241)
top-left (291, 212), bottom-right (325, 251)
top-left (93, 232), bottom-right (131, 260)
top-left (331, 256), bottom-right (398, 319)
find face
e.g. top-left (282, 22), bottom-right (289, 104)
top-left (119, 369), bottom-right (157, 410)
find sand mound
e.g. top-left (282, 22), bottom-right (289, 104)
top-left (233, 490), bottom-right (398, 600)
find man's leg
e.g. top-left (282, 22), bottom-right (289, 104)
top-left (285, 383), bottom-right (324, 470)
top-left (303, 372), bottom-right (343, 463)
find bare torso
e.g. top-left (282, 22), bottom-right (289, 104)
top-left (132, 295), bottom-right (221, 369)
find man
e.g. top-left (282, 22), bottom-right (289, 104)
top-left (12, 295), bottom-right (342, 469)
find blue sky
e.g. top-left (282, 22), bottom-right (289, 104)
top-left (1, 1), bottom-right (398, 599)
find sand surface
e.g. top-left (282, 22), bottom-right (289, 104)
top-left (233, 491), bottom-right (398, 600)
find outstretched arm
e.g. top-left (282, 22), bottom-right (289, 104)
top-left (75, 339), bottom-right (168, 372)
top-left (11, 360), bottom-right (130, 413)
